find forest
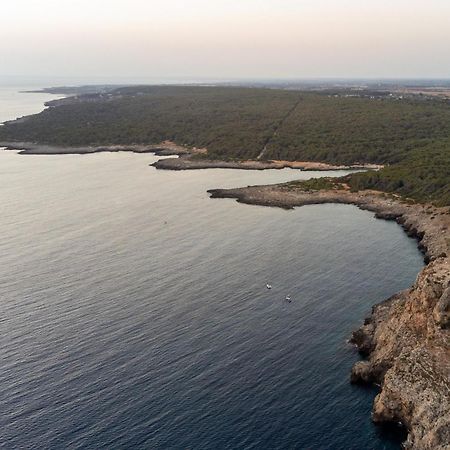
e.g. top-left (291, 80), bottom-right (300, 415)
top-left (0, 86), bottom-right (449, 205)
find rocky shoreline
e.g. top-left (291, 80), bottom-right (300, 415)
top-left (0, 141), bottom-right (191, 156)
top-left (152, 154), bottom-right (382, 171)
top-left (0, 141), bottom-right (381, 172)
top-left (2, 139), bottom-right (448, 447)
top-left (208, 183), bottom-right (450, 449)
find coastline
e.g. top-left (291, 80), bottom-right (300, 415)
top-left (2, 136), bottom-right (448, 447)
top-left (151, 154), bottom-right (382, 171)
top-left (208, 183), bottom-right (450, 450)
top-left (0, 141), bottom-right (191, 156)
top-left (0, 141), bottom-right (381, 172)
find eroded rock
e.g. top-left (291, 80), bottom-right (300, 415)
top-left (208, 185), bottom-right (450, 449)
top-left (433, 286), bottom-right (450, 329)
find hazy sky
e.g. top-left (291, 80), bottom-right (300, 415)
top-left (1, 0), bottom-right (450, 83)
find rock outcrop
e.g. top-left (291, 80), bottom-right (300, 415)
top-left (350, 258), bottom-right (450, 449)
top-left (152, 154), bottom-right (382, 171)
top-left (0, 140), bottom-right (191, 156)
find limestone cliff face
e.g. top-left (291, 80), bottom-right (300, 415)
top-left (350, 210), bottom-right (450, 450)
top-left (208, 184), bottom-right (450, 449)
top-left (351, 258), bottom-right (450, 449)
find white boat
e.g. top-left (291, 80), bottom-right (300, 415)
top-left (266, 284), bottom-right (272, 289)
top-left (285, 295), bottom-right (291, 302)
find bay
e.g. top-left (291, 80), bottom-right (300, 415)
top-left (0, 87), bottom-right (423, 449)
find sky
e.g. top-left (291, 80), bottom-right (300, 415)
top-left (1, 0), bottom-right (450, 84)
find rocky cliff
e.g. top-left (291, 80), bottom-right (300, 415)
top-left (208, 184), bottom-right (450, 449)
top-left (350, 215), bottom-right (449, 450)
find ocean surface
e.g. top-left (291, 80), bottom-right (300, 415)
top-left (0, 87), bottom-right (424, 449)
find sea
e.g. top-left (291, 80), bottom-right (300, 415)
top-left (0, 86), bottom-right (424, 449)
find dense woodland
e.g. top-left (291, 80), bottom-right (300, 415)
top-left (347, 142), bottom-right (450, 206)
top-left (0, 86), bottom-right (449, 205)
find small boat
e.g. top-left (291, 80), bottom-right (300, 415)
top-left (266, 284), bottom-right (272, 289)
top-left (285, 295), bottom-right (291, 302)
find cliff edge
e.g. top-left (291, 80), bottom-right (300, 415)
top-left (208, 184), bottom-right (450, 449)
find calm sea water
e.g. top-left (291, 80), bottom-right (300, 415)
top-left (0, 87), bottom-right (423, 449)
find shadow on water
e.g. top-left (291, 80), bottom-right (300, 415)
top-left (353, 382), bottom-right (408, 448)
top-left (375, 422), bottom-right (408, 446)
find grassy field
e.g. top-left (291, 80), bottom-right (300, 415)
top-left (1, 85), bottom-right (449, 205)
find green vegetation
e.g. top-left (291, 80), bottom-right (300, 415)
top-left (0, 85), bottom-right (449, 205)
top-left (285, 177), bottom-right (341, 191)
top-left (1, 86), bottom-right (299, 160)
top-left (266, 95), bottom-right (450, 165)
top-left (346, 141), bottom-right (450, 207)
